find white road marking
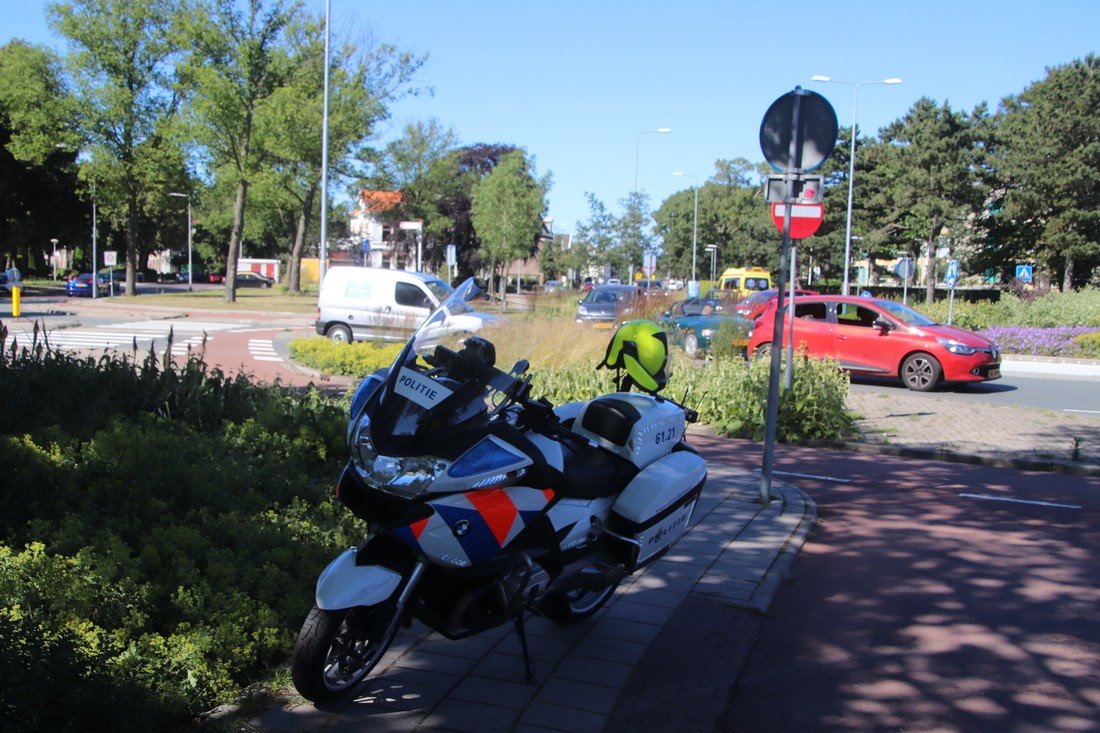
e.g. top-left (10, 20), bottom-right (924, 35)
top-left (249, 339), bottom-right (282, 363)
top-left (753, 468), bottom-right (850, 483)
top-left (959, 493), bottom-right (1081, 510)
top-left (1064, 409), bottom-right (1100, 415)
top-left (34, 329), bottom-right (207, 357)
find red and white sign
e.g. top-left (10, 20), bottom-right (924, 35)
top-left (771, 203), bottom-right (824, 239)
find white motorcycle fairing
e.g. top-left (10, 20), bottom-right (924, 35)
top-left (315, 547), bottom-right (402, 610)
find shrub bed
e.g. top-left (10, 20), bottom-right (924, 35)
top-left (287, 337), bottom-right (404, 377)
top-left (0, 327), bottom-right (354, 729)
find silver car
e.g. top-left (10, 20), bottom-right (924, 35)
top-left (575, 284), bottom-right (640, 328)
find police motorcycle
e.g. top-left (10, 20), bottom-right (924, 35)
top-left (291, 278), bottom-right (707, 703)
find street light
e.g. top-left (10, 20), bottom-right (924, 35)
top-left (168, 193), bottom-right (193, 291)
top-left (705, 244), bottom-right (718, 287)
top-left (634, 127), bottom-right (671, 192)
top-left (672, 172), bottom-right (699, 287)
top-left (50, 238), bottom-right (59, 280)
top-left (811, 75), bottom-right (902, 295)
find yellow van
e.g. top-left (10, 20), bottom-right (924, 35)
top-left (717, 267), bottom-right (772, 299)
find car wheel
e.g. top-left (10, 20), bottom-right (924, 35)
top-left (901, 352), bottom-right (942, 392)
top-left (683, 331), bottom-right (699, 357)
top-left (753, 343), bottom-right (771, 359)
top-left (327, 324), bottom-right (353, 344)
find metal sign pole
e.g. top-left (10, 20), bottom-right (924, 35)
top-left (786, 241), bottom-right (797, 391)
top-left (761, 92), bottom-right (802, 504)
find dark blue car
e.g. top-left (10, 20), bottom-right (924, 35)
top-left (660, 298), bottom-right (752, 357)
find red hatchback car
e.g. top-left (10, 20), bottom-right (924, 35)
top-left (748, 295), bottom-right (1001, 391)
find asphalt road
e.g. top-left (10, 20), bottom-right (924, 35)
top-left (696, 439), bottom-right (1100, 733)
top-left (851, 373), bottom-right (1100, 415)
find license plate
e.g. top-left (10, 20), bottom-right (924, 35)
top-left (594, 322), bottom-right (613, 329)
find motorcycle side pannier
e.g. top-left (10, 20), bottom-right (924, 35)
top-left (604, 451), bottom-right (706, 571)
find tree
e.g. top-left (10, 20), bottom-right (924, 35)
top-left (574, 192), bottom-right (616, 279)
top-left (470, 149), bottom-right (548, 307)
top-left (612, 191), bottom-right (654, 280)
top-left (867, 98), bottom-right (987, 302)
top-left (48, 0), bottom-right (186, 295)
top-left (991, 56), bottom-right (1100, 289)
top-left (0, 40), bottom-right (82, 273)
top-left (257, 13), bottom-right (424, 292)
top-left (182, 0), bottom-right (297, 302)
top-left (367, 119), bottom-right (461, 273)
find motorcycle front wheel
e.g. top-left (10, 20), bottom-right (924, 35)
top-left (541, 581), bottom-right (620, 624)
top-left (291, 603), bottom-right (399, 703)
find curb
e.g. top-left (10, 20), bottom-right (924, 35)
top-left (747, 484), bottom-right (818, 614)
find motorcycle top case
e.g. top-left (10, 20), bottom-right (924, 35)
top-left (571, 393), bottom-right (685, 469)
top-left (608, 451), bottom-right (706, 570)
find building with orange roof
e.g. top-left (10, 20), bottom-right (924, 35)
top-left (347, 190), bottom-right (409, 269)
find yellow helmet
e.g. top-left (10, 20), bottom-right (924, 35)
top-left (600, 320), bottom-right (669, 393)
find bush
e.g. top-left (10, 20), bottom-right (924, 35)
top-left (0, 329), bottom-right (354, 728)
top-left (287, 337), bottom-right (404, 377)
top-left (1073, 330), bottom-right (1100, 358)
top-left (918, 287), bottom-right (1100, 329)
top-left (529, 352), bottom-right (854, 443)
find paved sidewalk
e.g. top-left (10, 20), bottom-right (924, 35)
top-left (248, 466), bottom-right (813, 733)
top-left (844, 388), bottom-right (1100, 473)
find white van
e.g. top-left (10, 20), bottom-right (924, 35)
top-left (315, 267), bottom-right (497, 343)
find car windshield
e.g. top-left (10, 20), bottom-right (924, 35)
top-left (587, 287), bottom-right (632, 304)
top-left (876, 299), bottom-right (938, 326)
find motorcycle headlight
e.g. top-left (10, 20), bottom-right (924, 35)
top-left (937, 337), bottom-right (977, 355)
top-left (351, 416), bottom-right (448, 498)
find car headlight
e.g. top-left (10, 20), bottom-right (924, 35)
top-left (351, 416), bottom-right (448, 498)
top-left (937, 337), bottom-right (977, 355)
top-left (577, 306), bottom-right (588, 316)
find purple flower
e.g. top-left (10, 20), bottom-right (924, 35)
top-left (979, 326), bottom-right (1100, 357)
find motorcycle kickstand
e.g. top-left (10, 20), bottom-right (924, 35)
top-left (512, 612), bottom-right (537, 681)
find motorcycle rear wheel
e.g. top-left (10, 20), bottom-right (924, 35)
top-left (291, 603), bottom-right (398, 703)
top-left (542, 582), bottom-right (619, 624)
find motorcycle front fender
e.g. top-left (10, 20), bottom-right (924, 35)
top-left (315, 547), bottom-right (402, 610)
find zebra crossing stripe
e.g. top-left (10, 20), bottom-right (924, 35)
top-left (248, 339), bottom-right (282, 362)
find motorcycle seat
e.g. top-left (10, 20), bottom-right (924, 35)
top-left (554, 441), bottom-right (638, 500)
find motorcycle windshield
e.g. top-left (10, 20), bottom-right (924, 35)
top-left (371, 278), bottom-right (491, 450)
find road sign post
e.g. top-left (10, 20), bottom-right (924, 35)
top-left (896, 257), bottom-right (915, 305)
top-left (757, 87), bottom-right (838, 504)
top-left (946, 258), bottom-right (959, 325)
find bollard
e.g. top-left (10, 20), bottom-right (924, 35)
top-left (11, 285), bottom-right (20, 317)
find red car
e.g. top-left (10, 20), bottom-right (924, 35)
top-left (747, 295), bottom-right (1001, 391)
top-left (734, 288), bottom-right (818, 320)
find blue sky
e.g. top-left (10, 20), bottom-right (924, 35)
top-left (6, 1), bottom-right (1098, 236)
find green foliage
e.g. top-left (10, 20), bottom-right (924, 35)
top-left (287, 337), bottom-right (404, 377)
top-left (471, 149), bottom-right (550, 299)
top-left (917, 287), bottom-right (1100, 329)
top-left (1073, 330), bottom-right (1100, 358)
top-left (0, 335), bottom-right (352, 727)
top-left (529, 354), bottom-right (854, 443)
top-left (992, 56), bottom-right (1100, 289)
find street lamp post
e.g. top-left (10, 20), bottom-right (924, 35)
top-left (168, 193), bottom-right (192, 291)
top-left (50, 238), bottom-right (59, 280)
top-left (672, 172), bottom-right (699, 289)
top-left (811, 75), bottom-right (902, 295)
top-left (634, 128), bottom-right (671, 192)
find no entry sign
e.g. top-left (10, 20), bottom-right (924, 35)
top-left (771, 203), bottom-right (824, 239)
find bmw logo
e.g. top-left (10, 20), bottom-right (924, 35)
top-left (453, 520), bottom-right (471, 537)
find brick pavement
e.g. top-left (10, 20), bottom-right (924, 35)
top-left (247, 467), bottom-right (814, 733)
top-left (844, 388), bottom-right (1100, 471)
